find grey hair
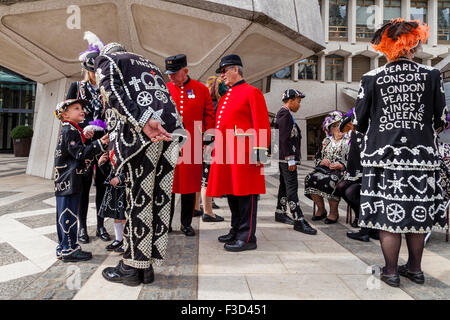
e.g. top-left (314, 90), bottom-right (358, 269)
top-left (236, 65), bottom-right (244, 77)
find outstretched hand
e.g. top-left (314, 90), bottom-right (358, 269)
top-left (143, 119), bottom-right (172, 142)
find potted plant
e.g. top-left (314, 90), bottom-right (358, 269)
top-left (11, 125), bottom-right (33, 157)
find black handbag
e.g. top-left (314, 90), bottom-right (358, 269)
top-left (314, 165), bottom-right (331, 175)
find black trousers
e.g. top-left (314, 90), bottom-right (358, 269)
top-left (334, 180), bottom-right (361, 219)
top-left (169, 193), bottom-right (196, 228)
top-left (78, 167), bottom-right (107, 231)
top-left (276, 163), bottom-right (303, 220)
top-left (227, 195), bottom-right (258, 243)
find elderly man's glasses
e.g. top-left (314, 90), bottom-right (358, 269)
top-left (220, 66), bottom-right (235, 74)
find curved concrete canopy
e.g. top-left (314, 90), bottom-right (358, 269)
top-left (0, 0), bottom-right (325, 84)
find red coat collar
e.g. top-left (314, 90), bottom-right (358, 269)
top-left (63, 120), bottom-right (86, 143)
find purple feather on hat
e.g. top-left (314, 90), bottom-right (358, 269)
top-left (345, 108), bottom-right (354, 118)
top-left (79, 31), bottom-right (104, 62)
top-left (88, 119), bottom-right (107, 130)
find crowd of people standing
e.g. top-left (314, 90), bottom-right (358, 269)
top-left (52, 18), bottom-right (448, 288)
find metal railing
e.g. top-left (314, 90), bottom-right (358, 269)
top-left (329, 25), bottom-right (348, 40)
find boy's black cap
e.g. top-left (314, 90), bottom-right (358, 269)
top-left (216, 54), bottom-right (243, 73)
top-left (165, 54), bottom-right (187, 75)
top-left (281, 89), bottom-right (305, 102)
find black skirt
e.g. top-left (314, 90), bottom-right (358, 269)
top-left (98, 183), bottom-right (126, 220)
top-left (304, 169), bottom-right (344, 202)
top-left (359, 166), bottom-right (448, 233)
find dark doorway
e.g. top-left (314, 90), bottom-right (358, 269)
top-left (306, 115), bottom-right (327, 160)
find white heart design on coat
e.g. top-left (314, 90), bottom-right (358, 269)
top-left (407, 175), bottom-right (428, 194)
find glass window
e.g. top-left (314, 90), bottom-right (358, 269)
top-left (356, 0), bottom-right (376, 40)
top-left (298, 56), bottom-right (319, 80)
top-left (384, 0), bottom-right (401, 24)
top-left (410, 1), bottom-right (428, 23)
top-left (325, 55), bottom-right (345, 81)
top-left (329, 0), bottom-right (348, 40)
top-left (438, 0), bottom-right (450, 44)
top-left (271, 66), bottom-right (292, 79)
top-left (0, 66), bottom-right (36, 151)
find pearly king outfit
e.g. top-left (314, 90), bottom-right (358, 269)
top-left (54, 117), bottom-right (106, 258)
top-left (354, 59), bottom-right (448, 233)
top-left (95, 49), bottom-right (184, 269)
top-left (304, 129), bottom-right (351, 202)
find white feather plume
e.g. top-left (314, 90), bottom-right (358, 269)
top-left (84, 31), bottom-right (104, 51)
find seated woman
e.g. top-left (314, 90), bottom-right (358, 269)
top-left (304, 111), bottom-right (350, 224)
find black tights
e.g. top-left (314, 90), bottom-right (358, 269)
top-left (335, 180), bottom-right (360, 218)
top-left (379, 231), bottom-right (426, 275)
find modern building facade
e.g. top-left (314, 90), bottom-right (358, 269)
top-left (264, 0), bottom-right (450, 159)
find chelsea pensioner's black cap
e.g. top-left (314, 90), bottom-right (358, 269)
top-left (216, 54), bottom-right (243, 73)
top-left (165, 54), bottom-right (187, 75)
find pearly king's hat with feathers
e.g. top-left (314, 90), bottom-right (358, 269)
top-left (78, 31), bottom-right (104, 71)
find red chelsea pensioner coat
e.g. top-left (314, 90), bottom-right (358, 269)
top-left (168, 78), bottom-right (215, 194)
top-left (206, 81), bottom-right (271, 196)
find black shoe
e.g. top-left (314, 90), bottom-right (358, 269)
top-left (168, 226), bottom-right (173, 233)
top-left (311, 211), bottom-right (327, 221)
top-left (293, 218), bottom-right (317, 235)
top-left (275, 212), bottom-right (295, 225)
top-left (212, 202), bottom-right (220, 209)
top-left (193, 209), bottom-right (203, 217)
top-left (62, 249), bottom-right (92, 262)
top-left (369, 229), bottom-right (380, 240)
top-left (350, 218), bottom-right (359, 228)
top-left (102, 261), bottom-right (141, 286)
top-left (224, 240), bottom-right (257, 252)
top-left (398, 265), bottom-right (425, 284)
top-left (114, 246), bottom-right (125, 254)
top-left (96, 227), bottom-right (111, 242)
top-left (324, 216), bottom-right (339, 224)
top-left (139, 265), bottom-right (155, 284)
top-left (202, 214), bottom-right (224, 222)
top-left (180, 225), bottom-right (196, 236)
top-left (106, 240), bottom-right (123, 251)
top-left (218, 232), bottom-right (236, 243)
top-left (78, 228), bottom-right (89, 244)
top-left (347, 230), bottom-right (370, 242)
top-left (380, 268), bottom-right (400, 287)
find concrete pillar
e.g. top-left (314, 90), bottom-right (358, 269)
top-left (401, 0), bottom-right (411, 19)
top-left (298, 118), bottom-right (307, 162)
top-left (26, 78), bottom-right (70, 179)
top-left (323, 0), bottom-right (330, 43)
top-left (319, 54), bottom-right (326, 83)
top-left (424, 59), bottom-right (432, 66)
top-left (375, 0), bottom-right (384, 28)
top-left (371, 56), bottom-right (379, 69)
top-left (293, 62), bottom-right (299, 82)
top-left (344, 55), bottom-right (352, 83)
top-left (348, 0), bottom-right (357, 44)
top-left (428, 0), bottom-right (438, 47)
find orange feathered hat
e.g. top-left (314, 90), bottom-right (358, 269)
top-left (371, 18), bottom-right (429, 61)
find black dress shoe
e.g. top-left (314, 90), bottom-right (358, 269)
top-left (96, 227), bottom-right (111, 242)
top-left (180, 225), bottom-right (196, 236)
top-left (218, 232), bottom-right (236, 243)
top-left (347, 230), bottom-right (370, 242)
top-left (398, 265), bottom-right (425, 284)
top-left (350, 218), bottom-right (359, 228)
top-left (275, 212), bottom-right (294, 225)
top-left (193, 209), bottom-right (203, 217)
top-left (139, 265), bottom-right (155, 284)
top-left (114, 245), bottom-right (125, 254)
top-left (62, 249), bottom-right (92, 262)
top-left (78, 228), bottom-right (89, 244)
top-left (224, 240), bottom-right (257, 252)
top-left (324, 217), bottom-right (339, 224)
top-left (202, 214), bottom-right (224, 222)
top-left (168, 226), bottom-right (173, 233)
top-left (212, 202), bottom-right (220, 209)
top-left (380, 268), bottom-right (400, 287)
top-left (106, 240), bottom-right (123, 251)
top-left (293, 218), bottom-right (317, 235)
top-left (311, 211), bottom-right (327, 221)
top-left (102, 261), bottom-right (141, 286)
